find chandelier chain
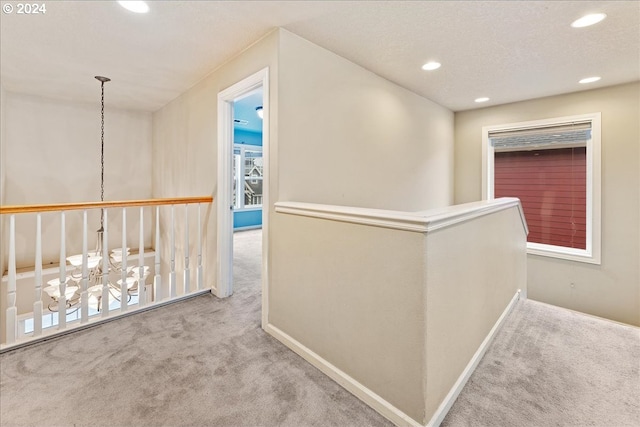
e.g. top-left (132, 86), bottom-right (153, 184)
top-left (97, 77), bottom-right (109, 230)
top-left (101, 80), bottom-right (105, 205)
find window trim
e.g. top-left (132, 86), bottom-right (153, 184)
top-left (482, 113), bottom-right (601, 264)
top-left (233, 144), bottom-right (263, 211)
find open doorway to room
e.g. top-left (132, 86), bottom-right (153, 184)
top-left (217, 68), bottom-right (269, 327)
top-left (232, 89), bottom-right (263, 293)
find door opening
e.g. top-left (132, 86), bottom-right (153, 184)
top-left (217, 68), bottom-right (269, 328)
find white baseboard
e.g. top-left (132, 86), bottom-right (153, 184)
top-left (425, 289), bottom-right (522, 427)
top-left (264, 323), bottom-right (423, 427)
top-left (265, 289), bottom-right (522, 427)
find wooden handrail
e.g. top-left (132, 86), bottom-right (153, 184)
top-left (0, 196), bottom-right (214, 215)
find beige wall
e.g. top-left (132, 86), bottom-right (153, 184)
top-left (424, 205), bottom-right (526, 419)
top-left (271, 213), bottom-right (427, 422)
top-left (151, 28), bottom-right (453, 294)
top-left (270, 201), bottom-right (526, 425)
top-left (270, 29), bottom-right (455, 424)
top-left (151, 30), bottom-right (279, 292)
top-left (0, 91), bottom-right (153, 342)
top-left (278, 30), bottom-right (454, 211)
top-left (454, 82), bottom-right (640, 326)
top-left (1, 92), bottom-right (153, 270)
top-left (1, 85), bottom-right (7, 278)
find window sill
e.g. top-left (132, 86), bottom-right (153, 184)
top-left (527, 242), bottom-right (600, 265)
top-left (234, 206), bottom-right (263, 212)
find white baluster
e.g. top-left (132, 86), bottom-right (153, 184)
top-left (80, 210), bottom-right (89, 323)
top-left (6, 215), bottom-right (17, 344)
top-left (197, 203), bottom-right (203, 290)
top-left (184, 204), bottom-right (190, 294)
top-left (138, 206), bottom-right (146, 307)
top-left (101, 210), bottom-right (110, 317)
top-left (120, 208), bottom-right (128, 312)
top-left (33, 214), bottom-right (43, 336)
top-left (153, 206), bottom-right (162, 302)
top-left (58, 212), bottom-right (67, 330)
top-left (170, 204), bottom-right (176, 298)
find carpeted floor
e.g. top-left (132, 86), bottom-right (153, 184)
top-left (0, 229), bottom-right (390, 427)
top-left (442, 297), bottom-right (640, 427)
top-left (1, 229), bottom-right (639, 427)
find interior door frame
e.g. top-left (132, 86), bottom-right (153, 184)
top-left (216, 68), bottom-right (269, 327)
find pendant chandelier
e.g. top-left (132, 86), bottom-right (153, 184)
top-left (42, 76), bottom-right (149, 313)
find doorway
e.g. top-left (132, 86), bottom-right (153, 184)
top-left (232, 88), bottom-right (263, 231)
top-left (216, 68), bottom-right (269, 328)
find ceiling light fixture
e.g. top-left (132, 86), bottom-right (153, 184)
top-left (475, 97), bottom-right (490, 103)
top-left (579, 76), bottom-right (601, 84)
top-left (421, 61), bottom-right (441, 71)
top-left (571, 13), bottom-right (606, 28)
top-left (256, 106), bottom-right (263, 119)
top-left (117, 1), bottom-right (150, 14)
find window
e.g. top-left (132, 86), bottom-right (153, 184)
top-left (482, 113), bottom-right (601, 264)
top-left (233, 145), bottom-right (263, 210)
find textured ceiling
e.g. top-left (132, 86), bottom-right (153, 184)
top-left (1, 1), bottom-right (638, 112)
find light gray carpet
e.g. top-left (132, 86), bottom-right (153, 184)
top-left (442, 298), bottom-right (640, 427)
top-left (0, 229), bottom-right (391, 427)
top-left (1, 229), bottom-right (639, 427)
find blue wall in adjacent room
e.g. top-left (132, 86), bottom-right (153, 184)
top-left (233, 126), bottom-right (263, 230)
top-left (234, 208), bottom-right (263, 230)
top-left (234, 128), bottom-right (262, 146)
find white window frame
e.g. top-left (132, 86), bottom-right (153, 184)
top-left (233, 144), bottom-right (263, 211)
top-left (482, 113), bottom-right (601, 264)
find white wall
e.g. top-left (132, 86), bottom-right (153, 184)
top-left (1, 92), bottom-right (153, 269)
top-left (455, 82), bottom-right (640, 326)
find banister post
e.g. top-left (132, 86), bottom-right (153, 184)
top-left (138, 206), bottom-right (146, 306)
top-left (6, 215), bottom-right (18, 344)
top-left (197, 203), bottom-right (203, 290)
top-left (80, 210), bottom-right (89, 323)
top-left (101, 209), bottom-right (110, 317)
top-left (33, 214), bottom-right (43, 336)
top-left (120, 208), bottom-right (128, 312)
top-left (58, 212), bottom-right (67, 330)
top-left (184, 204), bottom-right (190, 294)
top-left (170, 204), bottom-right (176, 298)
top-left (154, 205), bottom-right (162, 302)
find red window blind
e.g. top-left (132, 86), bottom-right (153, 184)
top-left (495, 147), bottom-right (586, 249)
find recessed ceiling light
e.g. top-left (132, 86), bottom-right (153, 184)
top-left (117, 1), bottom-right (149, 13)
top-left (421, 61), bottom-right (441, 71)
top-left (475, 97), bottom-right (490, 103)
top-left (579, 76), bottom-right (601, 84)
top-left (571, 13), bottom-right (606, 28)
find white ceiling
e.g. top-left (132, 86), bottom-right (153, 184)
top-left (1, 1), bottom-right (638, 112)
